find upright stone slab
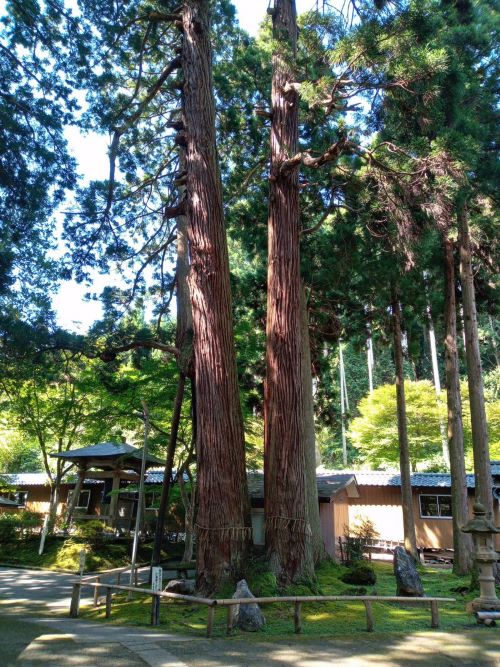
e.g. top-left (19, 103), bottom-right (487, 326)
top-left (393, 546), bottom-right (424, 597)
top-left (232, 579), bottom-right (266, 632)
top-left (165, 579), bottom-right (195, 595)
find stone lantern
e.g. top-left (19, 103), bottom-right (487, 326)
top-left (462, 502), bottom-right (500, 619)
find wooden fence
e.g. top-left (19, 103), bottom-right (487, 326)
top-left (70, 578), bottom-right (455, 638)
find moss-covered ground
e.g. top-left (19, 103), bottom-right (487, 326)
top-left (80, 559), bottom-right (487, 639)
top-left (0, 537), bottom-right (184, 572)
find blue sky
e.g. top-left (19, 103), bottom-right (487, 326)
top-left (53, 1), bottom-right (316, 332)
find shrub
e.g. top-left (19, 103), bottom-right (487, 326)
top-left (340, 561), bottom-right (377, 586)
top-left (0, 514), bottom-right (18, 541)
top-left (0, 511), bottom-right (43, 541)
top-left (74, 520), bottom-right (113, 547)
top-left (342, 518), bottom-right (379, 565)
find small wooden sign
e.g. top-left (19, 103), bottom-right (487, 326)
top-left (151, 566), bottom-right (163, 591)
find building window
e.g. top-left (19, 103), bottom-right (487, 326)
top-left (7, 491), bottom-right (28, 506)
top-left (419, 494), bottom-right (452, 519)
top-left (68, 489), bottom-right (91, 510)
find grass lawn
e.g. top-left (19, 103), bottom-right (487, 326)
top-left (80, 560), bottom-right (485, 639)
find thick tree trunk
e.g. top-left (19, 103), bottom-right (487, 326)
top-left (457, 202), bottom-right (493, 518)
top-left (182, 0), bottom-right (250, 593)
top-left (391, 290), bottom-right (419, 560)
top-left (300, 286), bottom-right (326, 564)
top-left (443, 235), bottom-right (473, 574)
top-left (264, 0), bottom-right (313, 585)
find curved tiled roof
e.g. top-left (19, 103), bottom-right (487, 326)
top-left (51, 442), bottom-right (163, 465)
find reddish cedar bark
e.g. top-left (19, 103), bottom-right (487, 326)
top-left (391, 290), bottom-right (418, 560)
top-left (457, 202), bottom-right (493, 518)
top-left (182, 0), bottom-right (250, 592)
top-left (264, 0), bottom-right (313, 584)
top-left (443, 235), bottom-right (473, 574)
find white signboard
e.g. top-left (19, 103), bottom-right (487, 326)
top-left (151, 566), bottom-right (163, 592)
top-left (79, 549), bottom-right (87, 577)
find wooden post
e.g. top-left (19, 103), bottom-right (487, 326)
top-left (69, 582), bottom-right (81, 618)
top-left (226, 606), bottom-right (236, 635)
top-left (117, 571), bottom-right (121, 585)
top-left (294, 601), bottom-right (302, 634)
top-left (151, 594), bottom-right (161, 626)
top-left (66, 468), bottom-right (86, 528)
top-left (105, 587), bottom-right (112, 618)
top-left (108, 471), bottom-right (121, 529)
top-left (134, 569), bottom-right (139, 587)
top-left (206, 605), bottom-right (215, 638)
top-left (430, 600), bottom-right (439, 628)
top-left (364, 600), bottom-right (374, 632)
top-left (93, 577), bottom-right (100, 607)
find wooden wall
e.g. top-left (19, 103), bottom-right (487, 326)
top-left (348, 485), bottom-right (500, 551)
top-left (348, 486), bottom-right (405, 542)
top-left (319, 501), bottom-right (335, 557)
top-left (23, 483), bottom-right (102, 517)
top-left (333, 490), bottom-right (349, 546)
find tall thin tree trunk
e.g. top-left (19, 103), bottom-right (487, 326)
top-left (182, 0), bottom-right (250, 593)
top-left (264, 0), bottom-right (313, 585)
top-left (443, 235), bottom-right (473, 574)
top-left (300, 286), bottom-right (326, 564)
top-left (152, 149), bottom-right (192, 567)
top-left (179, 471), bottom-right (195, 564)
top-left (457, 202), bottom-right (493, 518)
top-left (367, 335), bottom-right (374, 394)
top-left (488, 315), bottom-right (500, 370)
top-left (152, 375), bottom-right (186, 566)
top-left (425, 295), bottom-right (450, 466)
top-left (339, 341), bottom-right (348, 466)
top-left (391, 288), bottom-right (419, 560)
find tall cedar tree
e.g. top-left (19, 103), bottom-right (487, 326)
top-left (181, 0), bottom-right (251, 592)
top-left (443, 235), bottom-right (473, 573)
top-left (265, 0), bottom-right (314, 584)
top-left (391, 288), bottom-right (418, 560)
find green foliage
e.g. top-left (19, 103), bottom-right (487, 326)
top-left (349, 380), bottom-right (446, 469)
top-left (340, 561), bottom-right (377, 586)
top-left (74, 520), bottom-right (114, 548)
top-left (349, 378), bottom-right (500, 469)
top-left (0, 511), bottom-right (43, 541)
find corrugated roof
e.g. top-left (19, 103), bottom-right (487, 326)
top-left (1, 472), bottom-right (50, 487)
top-left (51, 442), bottom-right (163, 465)
top-left (0, 473), bottom-right (103, 487)
top-left (319, 469), bottom-right (476, 489)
